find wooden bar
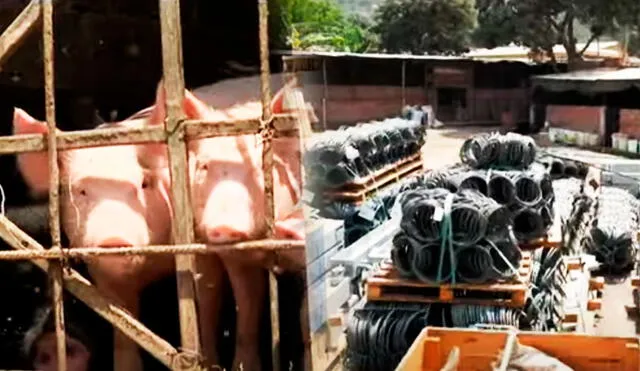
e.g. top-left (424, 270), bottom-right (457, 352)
top-left (0, 0), bottom-right (42, 71)
top-left (0, 239), bottom-right (305, 260)
top-left (0, 215), bottom-right (179, 367)
top-left (41, 0), bottom-right (67, 369)
top-left (158, 0), bottom-right (202, 366)
top-left (0, 114), bottom-right (299, 154)
top-left (257, 1), bottom-right (280, 369)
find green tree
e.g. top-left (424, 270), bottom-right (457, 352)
top-left (372, 0), bottom-right (478, 55)
top-left (279, 0), bottom-right (378, 52)
top-left (474, 0), bottom-right (640, 69)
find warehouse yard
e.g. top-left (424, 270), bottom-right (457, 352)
top-left (422, 124), bottom-right (639, 338)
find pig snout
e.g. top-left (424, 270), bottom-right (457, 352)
top-left (197, 181), bottom-right (264, 243)
top-left (77, 200), bottom-right (149, 248)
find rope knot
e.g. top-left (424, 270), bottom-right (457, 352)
top-left (172, 349), bottom-right (202, 370)
top-left (259, 116), bottom-right (276, 144)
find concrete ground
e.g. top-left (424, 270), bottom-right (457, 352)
top-left (421, 124), bottom-right (639, 338)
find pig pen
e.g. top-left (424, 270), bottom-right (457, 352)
top-left (0, 1), bottom-right (310, 371)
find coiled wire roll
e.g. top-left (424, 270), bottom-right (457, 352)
top-left (460, 132), bottom-right (537, 169)
top-left (345, 302), bottom-right (432, 371)
top-left (537, 155), bottom-right (589, 180)
top-left (304, 117), bottom-right (426, 190)
top-left (584, 186), bottom-right (640, 275)
top-left (523, 247), bottom-right (567, 331)
top-left (345, 301), bottom-right (525, 371)
top-left (393, 187), bottom-right (521, 284)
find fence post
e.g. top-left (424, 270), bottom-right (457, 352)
top-left (257, 1), bottom-right (282, 370)
top-left (158, 0), bottom-right (202, 368)
top-left (41, 0), bottom-right (68, 369)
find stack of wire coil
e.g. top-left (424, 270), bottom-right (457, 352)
top-left (522, 247), bottom-right (567, 331)
top-left (459, 132), bottom-right (537, 170)
top-left (344, 302), bottom-right (523, 371)
top-left (303, 117), bottom-right (426, 191)
top-left (584, 186), bottom-right (640, 275)
top-left (537, 155), bottom-right (589, 180)
top-left (391, 187), bottom-right (522, 284)
top-left (417, 163), bottom-right (555, 243)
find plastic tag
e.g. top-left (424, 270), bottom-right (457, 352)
top-left (345, 145), bottom-right (360, 160)
top-left (358, 203), bottom-right (378, 222)
top-left (302, 189), bottom-right (315, 204)
top-left (432, 206), bottom-right (444, 222)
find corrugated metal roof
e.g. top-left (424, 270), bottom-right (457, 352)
top-left (277, 50), bottom-right (537, 65)
top-left (534, 68), bottom-right (640, 81)
top-left (531, 67), bottom-right (640, 93)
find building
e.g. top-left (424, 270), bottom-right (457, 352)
top-left (282, 51), bottom-right (559, 130)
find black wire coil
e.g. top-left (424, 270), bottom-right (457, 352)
top-left (303, 118), bottom-right (426, 190)
top-left (459, 132), bottom-right (537, 169)
top-left (392, 187), bottom-right (522, 284)
top-left (416, 163), bottom-right (555, 242)
top-left (522, 247), bottom-right (567, 331)
top-left (584, 186), bottom-right (640, 275)
top-left (537, 155), bottom-right (589, 180)
top-left (344, 301), bottom-right (524, 371)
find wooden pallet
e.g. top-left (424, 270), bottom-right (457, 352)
top-left (366, 252), bottom-right (532, 308)
top-left (324, 154), bottom-right (423, 203)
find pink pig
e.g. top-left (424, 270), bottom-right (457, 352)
top-left (13, 109), bottom-right (175, 371)
top-left (145, 74), bottom-right (312, 371)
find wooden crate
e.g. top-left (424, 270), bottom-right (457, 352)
top-left (366, 252), bottom-right (532, 308)
top-left (324, 153), bottom-right (424, 203)
top-left (396, 327), bottom-right (640, 371)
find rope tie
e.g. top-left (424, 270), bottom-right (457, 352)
top-left (259, 116), bottom-right (276, 144)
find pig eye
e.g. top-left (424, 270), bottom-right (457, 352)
top-left (201, 163), bottom-right (208, 171)
top-left (142, 180), bottom-right (149, 189)
top-left (79, 189), bottom-right (87, 196)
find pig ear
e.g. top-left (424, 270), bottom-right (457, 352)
top-left (149, 80), bottom-right (210, 122)
top-left (183, 90), bottom-right (211, 119)
top-left (13, 108), bottom-right (52, 197)
top-left (13, 108), bottom-right (48, 135)
top-left (148, 80), bottom-right (167, 127)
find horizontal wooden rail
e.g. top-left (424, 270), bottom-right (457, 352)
top-left (0, 240), bottom-right (305, 260)
top-left (0, 114), bottom-right (301, 154)
top-left (0, 214), bottom-right (180, 367)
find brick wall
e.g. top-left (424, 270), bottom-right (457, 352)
top-left (546, 105), bottom-right (603, 133)
top-left (303, 84), bottom-right (427, 129)
top-left (473, 88), bottom-right (529, 123)
top-left (619, 109), bottom-right (640, 138)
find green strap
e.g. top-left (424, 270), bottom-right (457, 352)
top-left (437, 193), bottom-right (456, 284)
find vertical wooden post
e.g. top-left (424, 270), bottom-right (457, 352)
top-left (257, 1), bottom-right (281, 370)
top-left (42, 0), bottom-right (67, 369)
top-left (157, 0), bottom-right (202, 368)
